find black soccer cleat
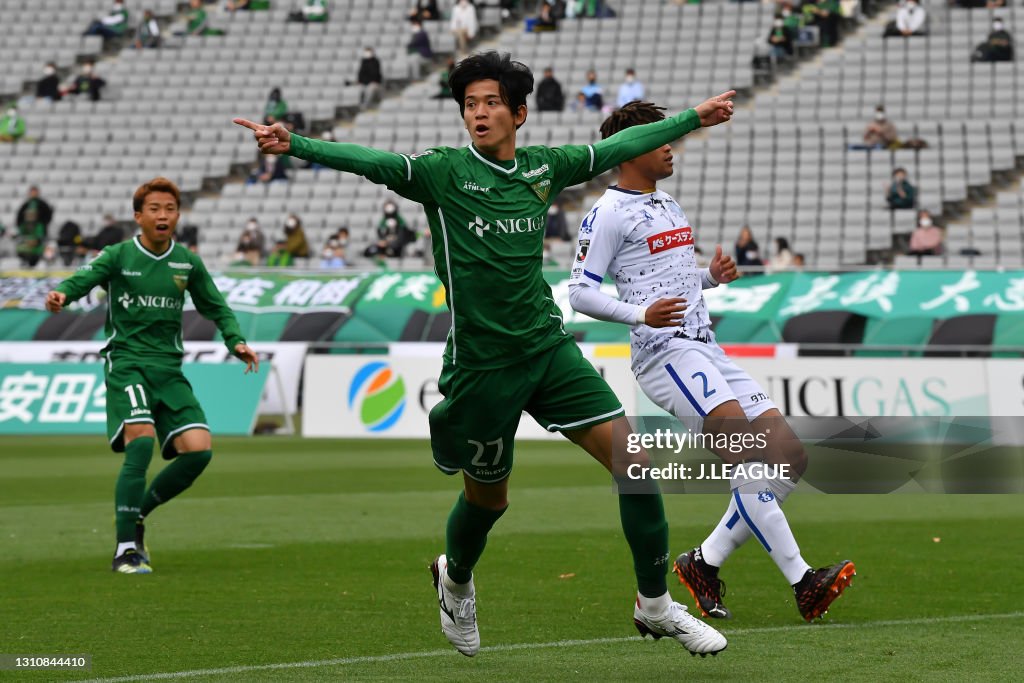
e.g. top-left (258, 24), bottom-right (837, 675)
top-left (794, 560), bottom-right (856, 621)
top-left (134, 520), bottom-right (149, 564)
top-left (111, 548), bottom-right (152, 574)
top-left (673, 547), bottom-right (731, 619)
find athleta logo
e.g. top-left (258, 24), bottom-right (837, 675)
top-left (168, 262), bottom-right (193, 270)
top-left (468, 215), bottom-right (545, 238)
top-left (647, 227), bottom-right (693, 254)
top-left (121, 270), bottom-right (142, 277)
top-left (463, 180), bottom-right (491, 193)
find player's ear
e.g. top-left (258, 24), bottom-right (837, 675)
top-left (514, 104), bottom-right (527, 129)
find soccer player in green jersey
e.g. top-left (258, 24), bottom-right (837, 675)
top-left (45, 177), bottom-right (259, 574)
top-left (235, 52), bottom-right (733, 657)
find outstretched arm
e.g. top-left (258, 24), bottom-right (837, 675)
top-left (234, 118), bottom-right (434, 201)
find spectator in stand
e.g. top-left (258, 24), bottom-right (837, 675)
top-left (0, 104), bottom-right (26, 142)
top-left (36, 63), bottom-right (61, 101)
top-left (616, 68), bottom-right (644, 109)
top-left (734, 225), bottom-right (764, 267)
top-left (409, 0), bottom-right (441, 22)
top-left (792, 252), bottom-right (806, 267)
top-left (83, 2), bottom-right (129, 42)
top-left (17, 186), bottom-right (54, 235)
top-left (319, 237), bottom-right (347, 268)
top-left (235, 217), bottom-right (266, 265)
top-left (177, 224), bottom-right (200, 253)
top-left (534, 2), bottom-right (559, 31)
top-left (288, 0), bottom-right (329, 22)
top-left (804, 0), bottom-right (840, 48)
top-left (226, 0), bottom-right (252, 11)
top-left (407, 20), bottom-right (434, 60)
top-left (56, 220), bottom-right (84, 266)
top-left (16, 208), bottom-right (46, 268)
top-left (356, 47), bottom-right (383, 110)
top-left (884, 0), bottom-right (927, 38)
top-left (264, 87), bottom-right (288, 125)
top-left (767, 236), bottom-right (795, 270)
top-left (543, 201), bottom-right (569, 265)
top-left (433, 57), bottom-right (455, 99)
top-left (862, 105), bottom-right (899, 149)
top-left (450, 0), bottom-right (479, 55)
top-left (87, 214), bottom-right (126, 257)
top-left (535, 67), bottom-right (565, 112)
top-left (768, 15), bottom-right (795, 58)
top-left (907, 210), bottom-right (943, 256)
top-left (135, 9), bottom-right (161, 49)
top-left (364, 200), bottom-right (414, 259)
top-left (282, 214), bottom-right (310, 259)
top-left (886, 167), bottom-right (917, 210)
top-left (62, 62), bottom-right (106, 102)
top-left (576, 69), bottom-right (604, 112)
top-left (247, 153), bottom-right (290, 184)
top-left (972, 17), bottom-right (1014, 62)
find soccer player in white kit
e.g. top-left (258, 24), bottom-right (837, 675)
top-left (569, 102), bottom-right (855, 622)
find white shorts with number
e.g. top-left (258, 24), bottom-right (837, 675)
top-left (636, 338), bottom-right (776, 432)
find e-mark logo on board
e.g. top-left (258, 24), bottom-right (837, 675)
top-left (348, 361), bottom-right (406, 432)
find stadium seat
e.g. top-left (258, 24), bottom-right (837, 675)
top-left (923, 314), bottom-right (997, 358)
top-left (782, 311), bottom-right (868, 356)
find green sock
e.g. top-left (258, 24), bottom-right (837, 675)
top-left (619, 493), bottom-right (670, 598)
top-left (445, 492), bottom-right (507, 584)
top-left (139, 450), bottom-right (212, 518)
top-left (115, 437), bottom-right (154, 542)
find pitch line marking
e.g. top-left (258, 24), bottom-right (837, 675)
top-left (80, 611), bottom-right (1024, 682)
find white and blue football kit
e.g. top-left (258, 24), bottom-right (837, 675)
top-left (567, 186), bottom-right (776, 430)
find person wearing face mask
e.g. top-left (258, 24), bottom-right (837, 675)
top-left (236, 218), bottom-right (266, 265)
top-left (264, 87), bottom-right (288, 125)
top-left (907, 210), bottom-right (943, 257)
top-left (767, 15), bottom-right (795, 59)
top-left (884, 0), bottom-right (927, 38)
top-left (804, 0), bottom-right (840, 48)
top-left (407, 20), bottom-right (434, 61)
top-left (972, 17), bottom-right (1014, 62)
top-left (0, 104), bottom-right (26, 143)
top-left (577, 69), bottom-right (604, 112)
top-left (36, 63), bottom-right (61, 102)
top-left (63, 61), bottom-right (107, 102)
top-left (320, 239), bottom-right (346, 268)
top-left (886, 168), bottom-right (917, 210)
top-left (284, 214), bottom-right (310, 258)
top-left (616, 68), bottom-right (645, 109)
top-left (862, 105), bottom-right (899, 149)
top-left (356, 47), bottom-right (383, 110)
top-left (450, 0), bottom-right (479, 56)
top-left (536, 66), bottom-right (565, 112)
top-left (83, 2), bottom-right (129, 41)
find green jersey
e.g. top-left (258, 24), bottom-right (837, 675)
top-left (288, 108), bottom-right (701, 369)
top-left (55, 237), bottom-right (245, 370)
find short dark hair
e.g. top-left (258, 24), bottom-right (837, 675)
top-left (449, 51), bottom-right (534, 126)
top-left (133, 177), bottom-right (180, 212)
top-left (599, 101), bottom-right (666, 140)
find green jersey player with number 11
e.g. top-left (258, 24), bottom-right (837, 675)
top-left (45, 177), bottom-right (259, 574)
top-left (236, 51), bottom-right (735, 658)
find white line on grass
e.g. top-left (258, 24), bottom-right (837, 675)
top-left (81, 611), bottom-right (1024, 682)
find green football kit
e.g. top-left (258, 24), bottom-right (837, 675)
top-left (55, 237), bottom-right (246, 457)
top-left (288, 108), bottom-right (702, 481)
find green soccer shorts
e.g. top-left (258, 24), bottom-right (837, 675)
top-left (429, 338), bottom-right (625, 483)
top-left (106, 364), bottom-right (209, 459)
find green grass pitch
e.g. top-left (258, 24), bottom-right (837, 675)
top-left (1, 436), bottom-right (1021, 681)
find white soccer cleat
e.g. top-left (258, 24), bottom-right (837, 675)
top-left (430, 554), bottom-right (480, 657)
top-left (633, 598), bottom-right (728, 657)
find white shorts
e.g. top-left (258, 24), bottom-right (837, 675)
top-left (636, 338), bottom-right (776, 432)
